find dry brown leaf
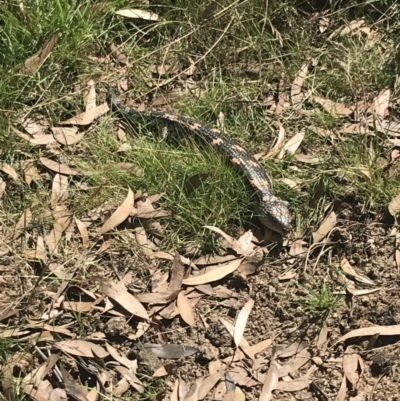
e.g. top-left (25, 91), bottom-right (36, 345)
top-left (25, 236), bottom-right (47, 261)
top-left (336, 374), bottom-right (347, 401)
top-left (0, 177), bottom-right (6, 198)
top-left (13, 209), bottom-right (32, 239)
top-left (261, 123), bottom-right (286, 160)
top-left (45, 205), bottom-right (73, 255)
top-left (51, 174), bottom-right (69, 204)
top-left (98, 279), bottom-right (149, 320)
top-left (341, 123), bottom-right (369, 135)
top-left (371, 89), bottom-right (390, 118)
top-left (116, 8), bottom-right (159, 20)
top-left (55, 339), bottom-right (108, 358)
top-left (60, 81), bottom-right (96, 125)
top-left (337, 324), bottom-right (400, 343)
top-left (135, 292), bottom-right (181, 306)
top-left (275, 342), bottom-right (308, 359)
top-left (279, 349), bottom-right (311, 377)
top-left (294, 154), bottom-right (321, 164)
top-left (110, 43), bottom-right (130, 65)
top-left (291, 63), bottom-right (308, 108)
top-left (340, 258), bottom-right (374, 285)
top-left (197, 372), bottom-right (224, 400)
top-left (182, 258), bottom-right (243, 286)
top-left (312, 211), bottom-right (336, 243)
top-left (144, 343), bottom-right (198, 359)
top-left (204, 226), bottom-right (252, 256)
top-left (343, 350), bottom-right (360, 386)
top-left (50, 126), bottom-right (83, 145)
top-left (283, 131), bottom-right (305, 155)
top-left (40, 157), bottom-right (80, 175)
top-left (12, 125), bottom-right (56, 145)
top-left (234, 299), bottom-right (254, 347)
top-left (105, 343), bottom-right (137, 370)
top-left (98, 188), bottom-right (134, 235)
top-left (177, 291), bottom-right (195, 326)
top-left (1, 164), bottom-right (20, 181)
top-left (389, 193), bottom-right (400, 216)
top-left (20, 34), bottom-right (59, 74)
top-left (258, 358), bottom-right (279, 401)
top-left (22, 353), bottom-right (61, 387)
top-left (24, 381), bottom-right (67, 401)
top-left (276, 378), bottom-right (310, 392)
top-left (23, 160), bottom-right (41, 184)
top-left (75, 218), bottom-right (89, 249)
top-left (116, 163), bottom-right (143, 176)
top-left (312, 95), bottom-right (353, 117)
top-left (317, 321), bottom-right (329, 348)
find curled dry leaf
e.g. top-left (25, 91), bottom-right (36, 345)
top-left (283, 131), bottom-right (305, 155)
top-left (291, 62), bottom-right (308, 108)
top-left (20, 33), bottom-right (59, 75)
top-left (388, 193), bottom-right (400, 216)
top-left (116, 8), bottom-right (159, 21)
top-left (98, 188), bottom-right (134, 235)
top-left (204, 226), bottom-right (252, 256)
top-left (234, 299), bottom-right (254, 347)
top-left (40, 157), bottom-right (80, 175)
top-left (1, 164), bottom-right (20, 181)
top-left (55, 339), bottom-right (109, 358)
top-left (182, 258), bottom-right (243, 286)
top-left (312, 211), bottom-right (336, 243)
top-left (98, 279), bottom-right (148, 320)
top-left (75, 218), bottom-right (89, 249)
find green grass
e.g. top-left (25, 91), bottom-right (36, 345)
top-left (297, 281), bottom-right (343, 322)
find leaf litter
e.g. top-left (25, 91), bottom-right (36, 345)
top-left (5, 16), bottom-right (400, 401)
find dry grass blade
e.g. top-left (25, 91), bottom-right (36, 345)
top-left (98, 188), bottom-right (134, 235)
top-left (98, 279), bottom-right (149, 320)
top-left (177, 291), bottom-right (195, 326)
top-left (234, 299), bottom-right (254, 347)
top-left (182, 258), bottom-right (243, 285)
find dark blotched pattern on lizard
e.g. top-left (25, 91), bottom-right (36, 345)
top-left (109, 88), bottom-right (290, 233)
